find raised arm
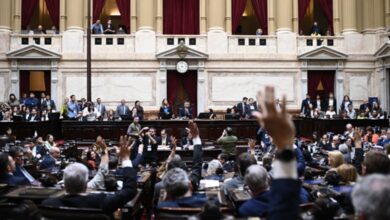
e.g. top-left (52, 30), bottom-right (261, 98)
top-left (253, 86), bottom-right (299, 220)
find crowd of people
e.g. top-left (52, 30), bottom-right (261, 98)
top-left (0, 86), bottom-right (389, 219)
top-left (300, 93), bottom-right (386, 120)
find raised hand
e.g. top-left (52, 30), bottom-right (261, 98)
top-left (119, 135), bottom-right (135, 160)
top-left (253, 86), bottom-right (295, 150)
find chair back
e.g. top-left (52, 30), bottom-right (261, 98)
top-left (38, 205), bottom-right (110, 220)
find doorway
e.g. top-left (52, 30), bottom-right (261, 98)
top-left (19, 70), bottom-right (51, 99)
top-left (307, 70), bottom-right (335, 100)
top-left (167, 70), bottom-right (197, 117)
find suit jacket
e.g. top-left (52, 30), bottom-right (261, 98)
top-left (104, 24), bottom-right (115, 34)
top-left (28, 114), bottom-right (39, 122)
top-left (159, 106), bottom-right (172, 119)
top-left (42, 100), bottom-right (56, 111)
top-left (95, 104), bottom-right (106, 117)
top-left (269, 179), bottom-right (300, 220)
top-left (236, 102), bottom-right (248, 117)
top-left (313, 99), bottom-right (325, 111)
top-left (300, 99), bottom-right (311, 116)
top-left (239, 190), bottom-right (271, 217)
top-left (179, 107), bottom-right (192, 119)
top-left (42, 167), bottom-right (137, 214)
top-left (39, 155), bottom-right (56, 170)
top-left (0, 173), bottom-right (30, 186)
top-left (116, 105), bottom-right (130, 116)
top-left (14, 165), bottom-right (33, 184)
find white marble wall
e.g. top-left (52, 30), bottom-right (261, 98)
top-left (61, 71), bottom-right (157, 109)
top-left (0, 72), bottom-right (8, 102)
top-left (207, 72), bottom-right (299, 108)
top-left (346, 72), bottom-right (372, 105)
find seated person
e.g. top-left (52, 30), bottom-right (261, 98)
top-left (217, 153), bottom-right (234, 172)
top-left (203, 159), bottom-right (224, 182)
top-left (325, 106), bottom-right (337, 119)
top-left (159, 99), bottom-right (173, 119)
top-left (9, 147), bottom-right (38, 185)
top-left (42, 138), bottom-right (138, 214)
top-left (0, 152), bottom-right (30, 186)
top-left (39, 146), bottom-right (61, 170)
top-left (223, 152), bottom-right (257, 195)
top-left (238, 165), bottom-right (270, 218)
top-left (179, 100), bottom-right (193, 119)
top-left (158, 129), bottom-right (172, 147)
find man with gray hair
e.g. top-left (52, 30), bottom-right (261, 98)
top-left (238, 164), bottom-right (271, 218)
top-left (352, 174), bottom-right (390, 220)
top-left (42, 136), bottom-right (138, 214)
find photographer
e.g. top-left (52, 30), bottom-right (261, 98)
top-left (217, 127), bottom-right (238, 157)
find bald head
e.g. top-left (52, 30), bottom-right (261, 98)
top-left (50, 146), bottom-right (61, 159)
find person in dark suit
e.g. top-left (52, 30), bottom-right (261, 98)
top-left (238, 165), bottom-right (271, 218)
top-left (313, 94), bottom-right (325, 112)
top-left (28, 108), bottom-right (39, 121)
top-left (359, 99), bottom-right (372, 112)
top-left (9, 147), bottom-right (38, 185)
top-left (0, 152), bottom-right (30, 186)
top-left (132, 100), bottom-right (144, 121)
top-left (300, 94), bottom-right (311, 117)
top-left (103, 19), bottom-right (115, 34)
top-left (41, 94), bottom-right (56, 111)
top-left (340, 95), bottom-right (353, 113)
top-left (39, 146), bottom-right (60, 170)
top-left (42, 137), bottom-right (138, 214)
top-left (252, 86), bottom-right (300, 220)
top-left (95, 98), bottom-right (106, 119)
top-left (159, 98), bottom-right (173, 119)
top-left (245, 98), bottom-right (258, 118)
top-left (179, 100), bottom-right (193, 119)
top-left (325, 92), bottom-right (337, 114)
top-left (236, 97), bottom-right (248, 118)
top-left (142, 127), bottom-right (159, 165)
top-left (310, 21), bottom-right (321, 35)
top-left (116, 99), bottom-right (131, 118)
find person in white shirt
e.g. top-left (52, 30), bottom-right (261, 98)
top-left (82, 102), bottom-right (101, 121)
top-left (325, 106), bottom-right (337, 119)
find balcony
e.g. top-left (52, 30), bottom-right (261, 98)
top-left (228, 35), bottom-right (277, 54)
top-left (88, 34), bottom-right (135, 59)
top-left (297, 36), bottom-right (344, 54)
top-left (156, 35), bottom-right (207, 53)
top-left (10, 34), bottom-right (62, 53)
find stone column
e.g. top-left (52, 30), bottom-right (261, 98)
top-left (50, 61), bottom-right (59, 107)
top-left (135, 0), bottom-right (155, 53)
top-left (336, 62), bottom-right (344, 106)
top-left (159, 61), bottom-right (167, 104)
top-left (275, 0), bottom-right (293, 32)
top-left (60, 0), bottom-right (66, 33)
top-left (292, 0), bottom-right (299, 33)
top-left (386, 0), bottom-right (390, 28)
top-left (207, 0), bottom-right (227, 53)
top-left (0, 0), bottom-right (12, 31)
top-left (13, 0), bottom-right (21, 33)
top-left (208, 0), bottom-right (225, 31)
top-left (137, 0), bottom-right (154, 30)
top-left (197, 61), bottom-right (206, 113)
top-left (66, 0), bottom-right (84, 30)
top-left (341, 0), bottom-right (357, 33)
top-left (268, 0), bottom-right (276, 35)
top-left (333, 0), bottom-right (341, 35)
top-left (200, 0), bottom-right (207, 34)
top-left (225, 0), bottom-right (231, 34)
top-left (10, 60), bottom-right (19, 99)
top-left (155, 0), bottom-right (162, 34)
top-left (373, 0), bottom-right (385, 31)
top-left (362, 0), bottom-right (375, 32)
top-left (300, 64), bottom-right (308, 104)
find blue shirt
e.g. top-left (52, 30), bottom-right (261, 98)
top-left (67, 101), bottom-right (79, 119)
top-left (239, 190), bottom-right (271, 217)
top-left (158, 193), bottom-right (208, 208)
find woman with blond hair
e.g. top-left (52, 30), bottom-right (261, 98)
top-left (328, 150), bottom-right (344, 168)
top-left (336, 164), bottom-right (357, 184)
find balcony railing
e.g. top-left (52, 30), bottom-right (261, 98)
top-left (10, 34), bottom-right (62, 53)
top-left (227, 35), bottom-right (277, 54)
top-left (297, 36), bottom-right (344, 54)
top-left (156, 35), bottom-right (207, 53)
top-left (87, 34), bottom-right (135, 58)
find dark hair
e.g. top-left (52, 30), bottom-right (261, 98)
top-left (8, 146), bottom-right (23, 158)
top-left (104, 176), bottom-right (118, 192)
top-left (363, 151), bottom-right (390, 175)
top-left (0, 153), bottom-right (9, 174)
top-left (237, 153), bottom-right (257, 176)
top-left (70, 95), bottom-right (75, 99)
top-left (243, 97), bottom-right (248, 101)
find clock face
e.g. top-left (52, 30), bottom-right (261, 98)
top-left (176, 61), bottom-right (188, 73)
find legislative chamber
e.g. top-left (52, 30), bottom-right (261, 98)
top-left (0, 0), bottom-right (390, 219)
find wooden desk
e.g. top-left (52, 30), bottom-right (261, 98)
top-left (0, 119), bottom-right (387, 141)
top-left (1, 186), bottom-right (64, 202)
